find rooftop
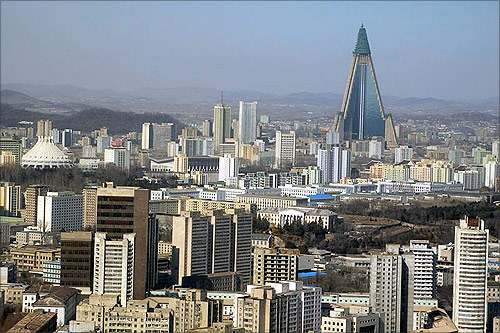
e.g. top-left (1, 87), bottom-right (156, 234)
top-left (6, 310), bottom-right (56, 333)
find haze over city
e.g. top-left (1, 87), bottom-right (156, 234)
top-left (1, 1), bottom-right (499, 100)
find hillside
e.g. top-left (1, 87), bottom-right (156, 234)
top-left (0, 103), bottom-right (183, 134)
top-left (0, 89), bottom-right (54, 108)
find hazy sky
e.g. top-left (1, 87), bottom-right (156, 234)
top-left (1, 1), bottom-right (499, 100)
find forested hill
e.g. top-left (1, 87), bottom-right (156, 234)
top-left (0, 103), bottom-right (184, 134)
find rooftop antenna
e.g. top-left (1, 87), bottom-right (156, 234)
top-left (221, 91), bottom-right (224, 104)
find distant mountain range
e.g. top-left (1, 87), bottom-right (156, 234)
top-left (0, 103), bottom-right (183, 134)
top-left (1, 83), bottom-right (498, 121)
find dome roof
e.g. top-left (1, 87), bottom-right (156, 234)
top-left (21, 137), bottom-right (73, 168)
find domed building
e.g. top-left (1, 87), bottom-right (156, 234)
top-left (21, 137), bottom-right (73, 169)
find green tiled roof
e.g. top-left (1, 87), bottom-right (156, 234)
top-left (353, 24), bottom-right (371, 55)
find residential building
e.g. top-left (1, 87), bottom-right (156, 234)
top-left (395, 145), bottom-right (413, 164)
top-left (275, 130), bottom-right (296, 167)
top-left (368, 139), bottom-right (382, 159)
top-left (203, 119), bottom-right (213, 137)
top-left (60, 231), bottom-right (94, 292)
top-left (142, 122), bottom-right (175, 150)
top-left (453, 216), bottom-right (489, 332)
top-left (0, 263), bottom-right (17, 284)
top-left (36, 120), bottom-right (53, 137)
top-left (219, 154), bottom-right (239, 182)
top-left (43, 260), bottom-right (61, 285)
top-left (331, 25), bottom-right (398, 148)
top-left (317, 147), bottom-right (351, 184)
top-left (185, 198), bottom-right (254, 214)
top-left (82, 186), bottom-right (97, 229)
top-left (37, 191), bottom-right (83, 232)
top-left (10, 246), bottom-right (61, 274)
top-left (96, 135), bottom-right (111, 154)
top-left (251, 234), bottom-right (272, 248)
top-left (253, 247), bottom-right (299, 285)
top-left (0, 137), bottom-right (23, 164)
top-left (96, 184), bottom-right (157, 299)
top-left (321, 304), bottom-right (380, 333)
top-left (24, 185), bottom-right (50, 226)
top-left (104, 147), bottom-right (130, 171)
top-left (0, 182), bottom-right (21, 217)
top-left (238, 101), bottom-right (258, 144)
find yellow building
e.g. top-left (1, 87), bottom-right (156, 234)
top-left (186, 198), bottom-right (254, 214)
top-left (9, 246), bottom-right (61, 274)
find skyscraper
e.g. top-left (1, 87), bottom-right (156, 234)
top-left (316, 147), bottom-right (351, 184)
top-left (453, 216), bottom-right (489, 332)
top-left (25, 185), bottom-right (50, 226)
top-left (142, 123), bottom-right (175, 150)
top-left (238, 101), bottom-right (258, 144)
top-left (275, 130), bottom-right (296, 168)
top-left (332, 25), bottom-right (398, 149)
top-left (36, 120), bottom-right (53, 138)
top-left (213, 103), bottom-right (232, 151)
top-left (60, 231), bottom-right (94, 291)
top-left (202, 119), bottom-right (213, 137)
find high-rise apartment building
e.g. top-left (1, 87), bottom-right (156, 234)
top-left (235, 281), bottom-right (322, 333)
top-left (171, 209), bottom-right (252, 286)
top-left (407, 240), bottom-right (437, 301)
top-left (96, 184), bottom-right (157, 299)
top-left (332, 25), bottom-right (398, 148)
top-left (275, 130), bottom-right (296, 167)
top-left (453, 216), bottom-right (489, 332)
top-left (36, 120), bottom-right (53, 137)
top-left (60, 231), bottom-right (94, 292)
top-left (37, 191), bottom-right (83, 232)
top-left (218, 154), bottom-right (239, 181)
top-left (253, 247), bottom-right (298, 285)
top-left (104, 147), bottom-right (130, 171)
top-left (0, 138), bottom-right (23, 164)
top-left (213, 103), bottom-right (232, 151)
top-left (141, 122), bottom-right (175, 150)
top-left (82, 187), bottom-right (97, 229)
top-left (93, 232), bottom-right (135, 305)
top-left (25, 185), bottom-right (50, 226)
top-left (96, 135), bottom-right (111, 154)
top-left (395, 145), bottom-right (414, 164)
top-left (238, 101), bottom-right (258, 144)
top-left (368, 139), bottom-right (383, 159)
top-left (492, 139), bottom-right (500, 158)
top-left (316, 147), bottom-right (351, 184)
top-left (202, 119), bottom-right (213, 137)
top-left (0, 182), bottom-right (21, 216)
top-left (370, 251), bottom-right (414, 332)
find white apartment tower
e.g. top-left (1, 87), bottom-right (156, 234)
top-left (395, 145), bottom-right (414, 164)
top-left (218, 154), bottom-right (239, 182)
top-left (452, 216), bottom-right (489, 332)
top-left (93, 232), bottom-right (135, 306)
top-left (142, 122), bottom-right (175, 150)
top-left (368, 139), bottom-right (382, 159)
top-left (37, 191), bottom-right (83, 232)
top-left (238, 101), bottom-right (258, 144)
top-left (408, 240), bottom-right (437, 300)
top-left (0, 182), bottom-right (21, 216)
top-left (104, 147), bottom-right (130, 171)
top-left (275, 130), bottom-right (296, 168)
top-left (316, 147), bottom-right (351, 184)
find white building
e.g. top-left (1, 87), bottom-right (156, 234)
top-left (395, 145), bottom-right (413, 164)
top-left (275, 130), bottom-right (296, 167)
top-left (0, 182), bottom-right (21, 216)
top-left (407, 240), bottom-right (437, 301)
top-left (454, 169), bottom-right (480, 190)
top-left (37, 192), bottom-right (83, 232)
top-left (93, 233), bottom-right (135, 306)
top-left (321, 305), bottom-right (380, 333)
top-left (317, 147), bottom-right (351, 184)
top-left (485, 159), bottom-right (500, 189)
top-left (142, 122), bottom-right (175, 150)
top-left (452, 216), bottom-right (489, 332)
top-left (279, 184), bottom-right (325, 197)
top-left (257, 207), bottom-right (337, 230)
top-left (218, 154), bottom-right (239, 182)
top-left (492, 139), bottom-right (500, 158)
top-left (368, 139), bottom-right (382, 159)
top-left (238, 101), bottom-right (258, 144)
top-left (104, 147), bottom-right (130, 171)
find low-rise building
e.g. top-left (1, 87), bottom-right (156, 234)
top-left (321, 304), bottom-right (379, 333)
top-left (236, 194), bottom-right (308, 210)
top-left (257, 207), bottom-right (337, 230)
top-left (10, 246), bottom-right (61, 274)
top-left (6, 310), bottom-right (57, 333)
top-left (251, 234), bottom-right (272, 248)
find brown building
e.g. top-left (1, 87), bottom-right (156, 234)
top-left (24, 185), bottom-right (50, 226)
top-left (82, 187), bottom-right (97, 229)
top-left (10, 246), bottom-right (60, 274)
top-left (60, 231), bottom-right (94, 292)
top-left (7, 310), bottom-right (57, 333)
top-left (96, 183), bottom-right (157, 299)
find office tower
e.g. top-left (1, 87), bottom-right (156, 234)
top-left (171, 209), bottom-right (252, 285)
top-left (235, 281), bottom-right (322, 333)
top-left (239, 101), bottom-right (258, 144)
top-left (36, 119), bottom-right (53, 137)
top-left (25, 185), bottom-right (50, 226)
top-left (408, 240), bottom-right (437, 301)
top-left (96, 185), bottom-right (156, 299)
top-left (395, 145), bottom-right (414, 164)
top-left (82, 187), bottom-right (98, 229)
top-left (96, 135), bottom-right (111, 154)
top-left (93, 232), bottom-right (135, 305)
top-left (275, 130), bottom-right (296, 167)
top-left (0, 137), bottom-right (23, 164)
top-left (213, 103), bottom-right (232, 151)
top-left (493, 139), bottom-right (500, 158)
top-left (0, 182), bottom-right (21, 216)
top-left (453, 216), bottom-right (489, 332)
top-left (202, 119), bottom-right (213, 137)
top-left (368, 139), bottom-right (382, 159)
top-left (61, 129), bottom-right (73, 148)
top-left (370, 252), bottom-right (414, 332)
top-left (104, 147), bottom-right (130, 171)
top-left (317, 147), bottom-right (351, 184)
top-left (332, 25), bottom-right (398, 148)
top-left (37, 191), bottom-right (83, 232)
top-left (60, 231), bottom-right (94, 291)
top-left (218, 154), bottom-right (239, 181)
top-left (253, 247), bottom-right (299, 285)
top-left (142, 122), bottom-right (175, 150)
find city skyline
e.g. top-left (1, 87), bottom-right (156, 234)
top-left (1, 1), bottom-right (499, 100)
